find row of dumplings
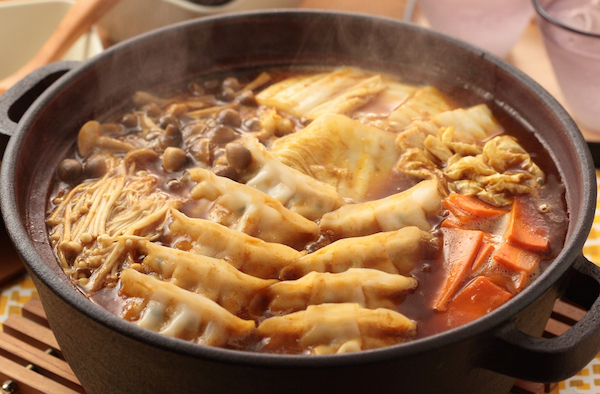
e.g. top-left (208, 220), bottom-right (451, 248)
top-left (119, 181), bottom-right (439, 353)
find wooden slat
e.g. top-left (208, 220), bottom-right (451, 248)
top-left (552, 299), bottom-right (586, 325)
top-left (543, 299), bottom-right (586, 338)
top-left (510, 380), bottom-right (558, 394)
top-left (0, 301), bottom-right (83, 394)
top-left (543, 318), bottom-right (573, 338)
top-left (510, 380), bottom-right (546, 394)
top-left (21, 298), bottom-right (50, 329)
top-left (2, 315), bottom-right (61, 355)
top-left (0, 331), bottom-right (81, 391)
top-left (0, 353), bottom-right (81, 394)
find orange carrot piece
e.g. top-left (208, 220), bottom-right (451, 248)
top-left (445, 193), bottom-right (508, 218)
top-left (513, 270), bottom-right (529, 292)
top-left (442, 198), bottom-right (474, 223)
top-left (479, 265), bottom-right (512, 292)
top-left (471, 242), bottom-right (495, 273)
top-left (505, 196), bottom-right (549, 252)
top-left (479, 261), bottom-right (530, 293)
top-left (440, 215), bottom-right (464, 229)
top-left (493, 242), bottom-right (541, 276)
top-left (447, 276), bottom-right (514, 325)
top-left (433, 228), bottom-right (485, 311)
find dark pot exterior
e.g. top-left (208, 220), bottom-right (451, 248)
top-left (31, 270), bottom-right (556, 394)
top-left (1, 10), bottom-right (599, 394)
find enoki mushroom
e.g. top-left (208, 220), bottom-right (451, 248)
top-left (48, 157), bottom-right (178, 290)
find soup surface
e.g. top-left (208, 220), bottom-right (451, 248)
top-left (47, 67), bottom-right (568, 354)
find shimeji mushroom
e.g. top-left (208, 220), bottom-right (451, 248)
top-left (78, 120), bottom-right (135, 157)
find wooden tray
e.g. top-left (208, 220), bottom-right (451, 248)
top-left (0, 298), bottom-right (579, 394)
top-left (0, 299), bottom-right (82, 394)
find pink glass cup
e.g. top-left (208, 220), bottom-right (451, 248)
top-left (418, 0), bottom-right (534, 58)
top-left (534, 0), bottom-right (600, 132)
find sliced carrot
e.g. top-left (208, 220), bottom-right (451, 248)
top-left (445, 193), bottom-right (508, 218)
top-left (471, 242), bottom-right (495, 273)
top-left (479, 265), bottom-right (513, 292)
top-left (440, 214), bottom-right (464, 229)
top-left (505, 196), bottom-right (549, 252)
top-left (493, 242), bottom-right (541, 276)
top-left (479, 263), bottom-right (530, 293)
top-left (442, 193), bottom-right (509, 232)
top-left (447, 276), bottom-right (514, 326)
top-left (513, 270), bottom-right (529, 292)
top-left (442, 198), bottom-right (474, 224)
top-left (433, 228), bottom-right (485, 312)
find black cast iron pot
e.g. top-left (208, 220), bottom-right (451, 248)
top-left (0, 10), bottom-right (599, 394)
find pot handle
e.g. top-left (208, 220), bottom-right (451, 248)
top-left (483, 254), bottom-right (600, 382)
top-left (0, 61), bottom-right (79, 139)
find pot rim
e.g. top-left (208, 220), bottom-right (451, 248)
top-left (0, 9), bottom-right (595, 368)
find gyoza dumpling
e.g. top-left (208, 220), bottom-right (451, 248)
top-left (255, 303), bottom-right (416, 354)
top-left (119, 269), bottom-right (255, 347)
top-left (255, 67), bottom-right (386, 120)
top-left (136, 241), bottom-right (276, 315)
top-left (187, 167), bottom-right (319, 249)
top-left (280, 227), bottom-right (439, 280)
top-left (168, 209), bottom-right (303, 280)
top-left (257, 268), bottom-right (417, 316)
top-left (235, 136), bottom-right (346, 220)
top-left (319, 179), bottom-right (444, 238)
top-left (270, 113), bottom-right (400, 202)
top-left (169, 209), bottom-right (306, 279)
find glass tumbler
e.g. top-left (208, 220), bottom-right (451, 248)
top-left (533, 0), bottom-right (600, 133)
top-left (418, 0), bottom-right (534, 58)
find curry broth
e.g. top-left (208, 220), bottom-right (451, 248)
top-left (46, 66), bottom-right (568, 354)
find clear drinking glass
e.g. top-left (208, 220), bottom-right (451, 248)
top-left (418, 0), bottom-right (534, 58)
top-left (533, 0), bottom-right (600, 133)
